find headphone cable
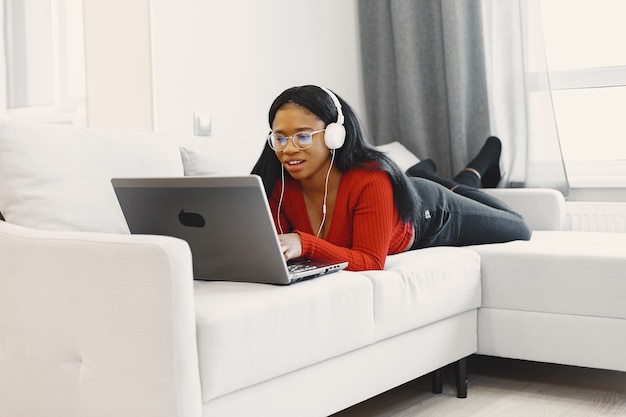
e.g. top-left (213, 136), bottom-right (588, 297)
top-left (277, 165), bottom-right (285, 235)
top-left (316, 150), bottom-right (336, 238)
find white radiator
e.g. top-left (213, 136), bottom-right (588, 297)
top-left (565, 202), bottom-right (626, 233)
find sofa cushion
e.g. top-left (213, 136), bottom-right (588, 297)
top-left (472, 231), bottom-right (626, 319)
top-left (0, 119), bottom-right (184, 233)
top-left (375, 141), bottom-right (420, 172)
top-left (180, 138), bottom-right (263, 176)
top-left (193, 273), bottom-right (374, 401)
top-left (361, 247), bottom-right (482, 341)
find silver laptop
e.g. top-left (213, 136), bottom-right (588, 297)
top-left (111, 175), bottom-right (348, 284)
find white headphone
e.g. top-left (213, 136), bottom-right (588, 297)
top-left (318, 86), bottom-right (346, 150)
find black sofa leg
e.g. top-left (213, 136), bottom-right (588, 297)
top-left (454, 357), bottom-right (468, 398)
top-left (431, 369), bottom-right (443, 394)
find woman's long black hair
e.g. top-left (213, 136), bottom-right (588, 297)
top-left (251, 85), bottom-right (420, 225)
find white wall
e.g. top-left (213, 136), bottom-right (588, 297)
top-left (149, 0), bottom-right (366, 148)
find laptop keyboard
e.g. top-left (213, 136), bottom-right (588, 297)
top-left (287, 261), bottom-right (317, 273)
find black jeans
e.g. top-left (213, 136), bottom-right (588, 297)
top-left (409, 177), bottom-right (531, 249)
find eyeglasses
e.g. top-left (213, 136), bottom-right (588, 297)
top-left (267, 129), bottom-right (325, 151)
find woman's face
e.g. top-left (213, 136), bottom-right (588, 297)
top-left (271, 103), bottom-right (332, 182)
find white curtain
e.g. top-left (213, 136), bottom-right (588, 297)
top-left (481, 0), bottom-right (569, 194)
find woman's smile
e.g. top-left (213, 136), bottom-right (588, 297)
top-left (283, 157), bottom-right (306, 172)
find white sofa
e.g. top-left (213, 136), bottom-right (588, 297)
top-left (1, 119), bottom-right (624, 417)
top-left (472, 229), bottom-right (626, 372)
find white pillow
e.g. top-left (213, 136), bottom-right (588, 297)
top-left (376, 141), bottom-right (421, 172)
top-left (0, 119), bottom-right (184, 233)
top-left (180, 138), bottom-right (263, 176)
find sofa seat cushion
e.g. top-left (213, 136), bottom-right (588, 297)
top-left (361, 247), bottom-right (482, 341)
top-left (193, 272), bottom-right (374, 401)
top-left (472, 231), bottom-right (626, 319)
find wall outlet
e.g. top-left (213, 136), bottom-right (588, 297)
top-left (193, 112), bottom-right (212, 136)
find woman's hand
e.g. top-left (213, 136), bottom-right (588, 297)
top-left (279, 233), bottom-right (303, 261)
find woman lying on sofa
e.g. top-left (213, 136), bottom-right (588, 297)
top-left (251, 85), bottom-right (531, 271)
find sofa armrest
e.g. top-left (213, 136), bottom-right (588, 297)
top-left (482, 188), bottom-right (566, 231)
top-left (0, 221), bottom-right (201, 417)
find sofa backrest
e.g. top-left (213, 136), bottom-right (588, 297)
top-left (483, 188), bottom-right (566, 231)
top-left (0, 119), bottom-right (565, 234)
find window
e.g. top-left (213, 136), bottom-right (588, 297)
top-left (541, 0), bottom-right (626, 186)
top-left (3, 0), bottom-right (85, 125)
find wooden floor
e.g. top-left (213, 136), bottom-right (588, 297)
top-left (331, 355), bottom-right (626, 416)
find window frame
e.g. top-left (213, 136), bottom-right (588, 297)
top-left (3, 0), bottom-right (86, 126)
top-left (540, 0), bottom-right (626, 189)
top-left (548, 66), bottom-right (626, 188)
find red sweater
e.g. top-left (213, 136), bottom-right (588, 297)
top-left (270, 167), bottom-right (414, 271)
